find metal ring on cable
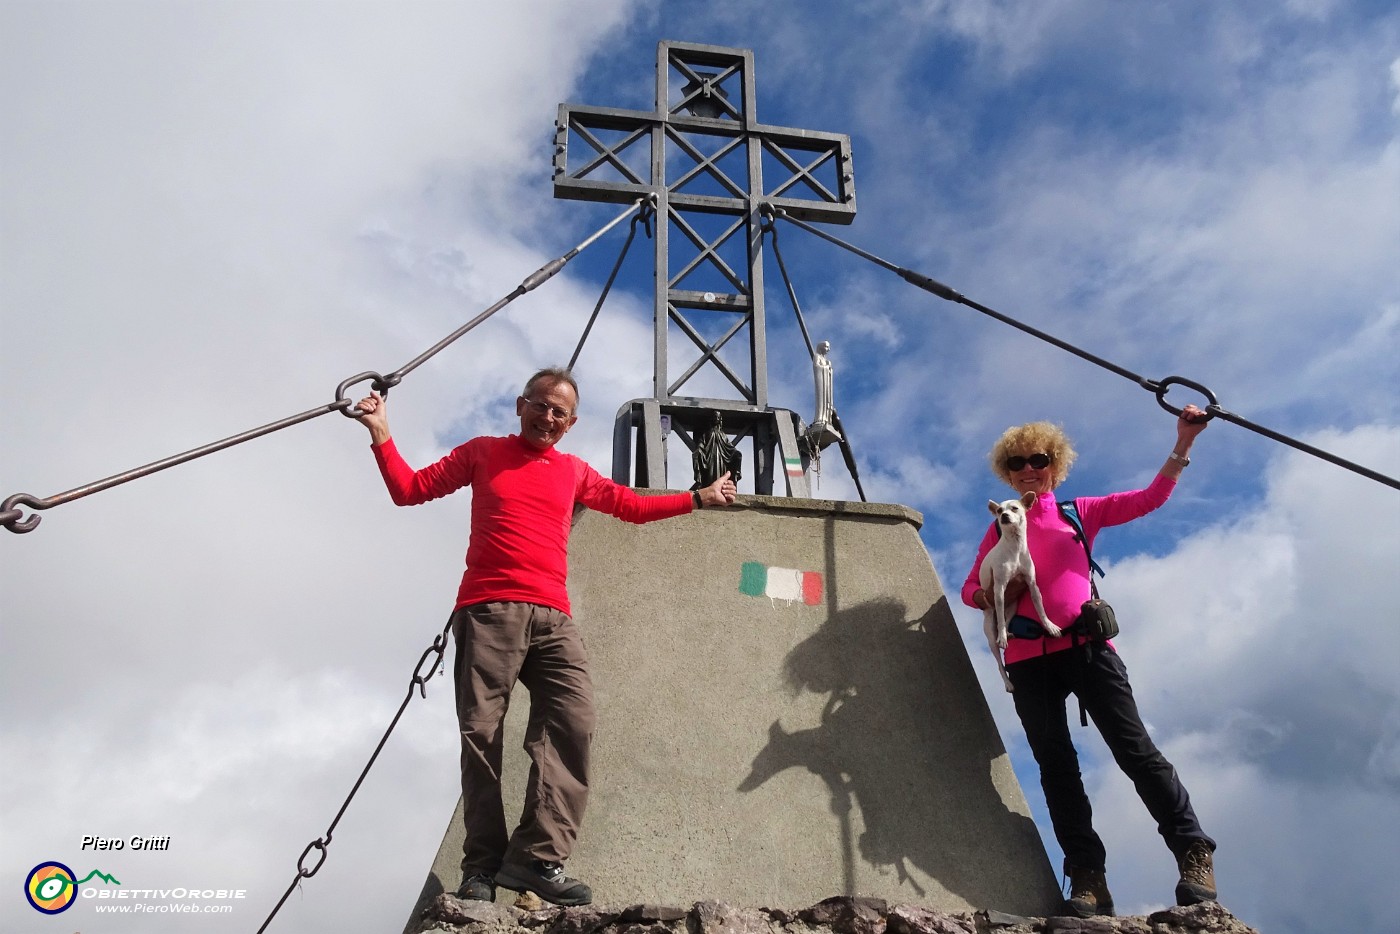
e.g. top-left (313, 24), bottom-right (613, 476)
top-left (296, 839), bottom-right (329, 879)
top-left (333, 371), bottom-right (389, 419)
top-left (1153, 375), bottom-right (1218, 421)
top-left (411, 637), bottom-right (449, 698)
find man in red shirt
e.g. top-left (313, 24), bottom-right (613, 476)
top-left (356, 368), bottom-right (736, 906)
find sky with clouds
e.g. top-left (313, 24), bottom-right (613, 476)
top-left (2, 2), bottom-right (1398, 932)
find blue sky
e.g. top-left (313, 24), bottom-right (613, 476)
top-left (3, 2), bottom-right (1398, 933)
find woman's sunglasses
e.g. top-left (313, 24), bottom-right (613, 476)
top-left (1006, 453), bottom-right (1052, 471)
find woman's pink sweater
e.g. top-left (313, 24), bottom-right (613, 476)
top-left (961, 473), bottom-right (1176, 665)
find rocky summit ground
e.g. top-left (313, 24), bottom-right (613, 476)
top-left (410, 894), bottom-right (1259, 934)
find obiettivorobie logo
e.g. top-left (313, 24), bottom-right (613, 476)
top-left (24, 861), bottom-right (121, 914)
top-left (24, 859), bottom-right (248, 916)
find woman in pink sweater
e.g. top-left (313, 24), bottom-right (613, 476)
top-left (962, 406), bottom-right (1217, 918)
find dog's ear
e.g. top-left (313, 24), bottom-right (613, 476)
top-left (987, 500), bottom-right (1001, 516)
top-left (1020, 491), bottom-right (1038, 508)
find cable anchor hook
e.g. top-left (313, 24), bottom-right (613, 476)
top-left (1, 493), bottom-right (44, 534)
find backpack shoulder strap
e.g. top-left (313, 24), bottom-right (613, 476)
top-left (1058, 500), bottom-right (1106, 580)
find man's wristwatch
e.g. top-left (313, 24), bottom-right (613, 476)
top-left (692, 490), bottom-right (704, 509)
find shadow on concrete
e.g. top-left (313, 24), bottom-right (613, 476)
top-left (738, 595), bottom-right (1046, 906)
top-left (405, 871), bottom-right (446, 933)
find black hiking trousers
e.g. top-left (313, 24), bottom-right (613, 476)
top-left (1008, 640), bottom-right (1215, 872)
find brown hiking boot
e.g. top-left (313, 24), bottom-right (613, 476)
top-left (1175, 840), bottom-right (1217, 905)
top-left (1063, 861), bottom-right (1115, 917)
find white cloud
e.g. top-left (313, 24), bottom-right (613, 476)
top-left (1390, 56), bottom-right (1400, 115)
top-left (865, 452), bottom-right (960, 510)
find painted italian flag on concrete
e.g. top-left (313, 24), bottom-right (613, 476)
top-left (739, 562), bottom-right (824, 606)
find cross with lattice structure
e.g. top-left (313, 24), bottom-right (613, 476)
top-left (554, 40), bottom-right (855, 496)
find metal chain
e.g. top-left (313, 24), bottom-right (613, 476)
top-left (765, 205), bottom-right (1400, 492)
top-left (254, 617), bottom-right (454, 934)
top-left (1, 198), bottom-right (652, 535)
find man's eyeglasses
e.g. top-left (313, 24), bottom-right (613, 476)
top-left (1006, 453), bottom-right (1051, 471)
top-left (521, 398), bottom-right (574, 421)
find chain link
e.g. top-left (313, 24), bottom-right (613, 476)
top-left (255, 616), bottom-right (452, 933)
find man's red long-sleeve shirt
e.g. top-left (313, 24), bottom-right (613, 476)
top-left (373, 434), bottom-right (693, 615)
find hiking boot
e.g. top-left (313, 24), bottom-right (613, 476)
top-left (494, 859), bottom-right (592, 906)
top-left (1175, 840), bottom-right (1217, 905)
top-left (1063, 860), bottom-right (1115, 917)
top-left (455, 873), bottom-right (496, 902)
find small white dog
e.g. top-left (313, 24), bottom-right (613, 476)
top-left (980, 491), bottom-right (1061, 692)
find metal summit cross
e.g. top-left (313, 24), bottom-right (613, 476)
top-left (553, 41), bottom-right (856, 496)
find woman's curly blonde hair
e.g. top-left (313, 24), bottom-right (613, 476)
top-left (989, 421), bottom-right (1077, 489)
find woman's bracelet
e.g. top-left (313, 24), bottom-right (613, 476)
top-left (1168, 451), bottom-right (1191, 467)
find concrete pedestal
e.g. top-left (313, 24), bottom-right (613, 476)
top-left (405, 495), bottom-right (1058, 925)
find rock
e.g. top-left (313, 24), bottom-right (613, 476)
top-left (618, 904), bottom-right (689, 923)
top-left (798, 896), bottom-right (890, 934)
top-left (418, 893), bottom-right (531, 931)
top-left (692, 900), bottom-right (785, 934)
top-left (978, 908), bottom-right (1040, 932)
top-left (1147, 902), bottom-right (1257, 934)
top-left (410, 896), bottom-right (1258, 934)
top-left (886, 904), bottom-right (977, 934)
top-left (1042, 916), bottom-right (1122, 934)
top-left (547, 907), bottom-right (623, 934)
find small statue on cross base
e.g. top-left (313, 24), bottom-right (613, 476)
top-left (806, 340), bottom-right (843, 451)
top-left (692, 411), bottom-right (742, 490)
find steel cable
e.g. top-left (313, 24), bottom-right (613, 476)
top-left (568, 202), bottom-right (654, 369)
top-left (1, 198), bottom-right (651, 534)
top-left (765, 205), bottom-right (1400, 492)
top-left (761, 217), bottom-right (868, 501)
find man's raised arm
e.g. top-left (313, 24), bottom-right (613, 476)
top-left (355, 391), bottom-right (392, 446)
